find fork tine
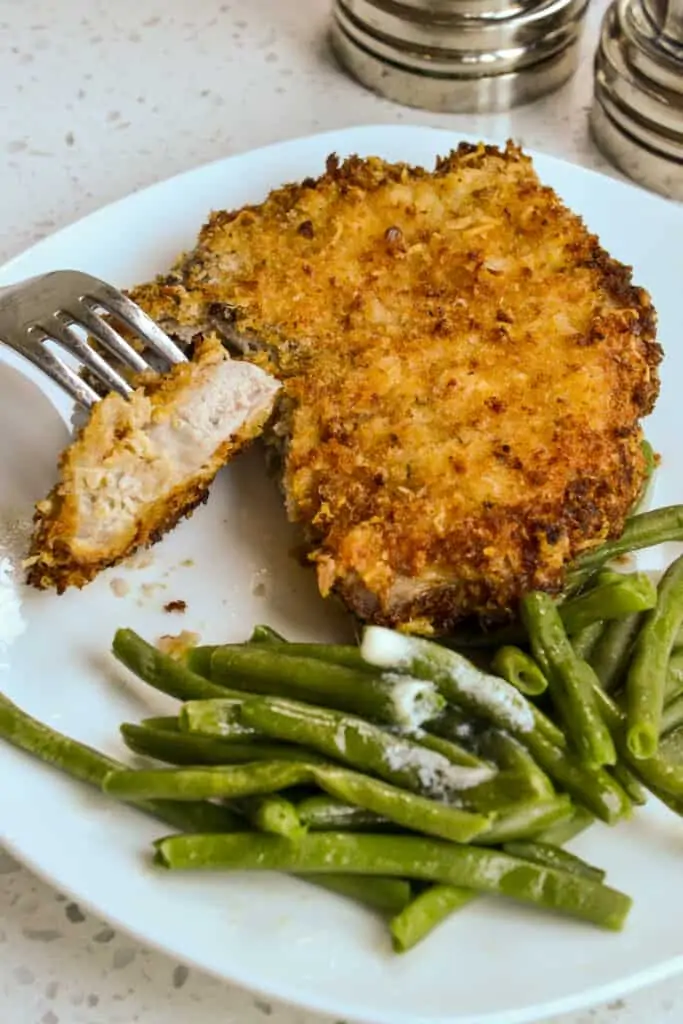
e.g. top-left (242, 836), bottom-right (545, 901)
top-left (44, 316), bottom-right (134, 399)
top-left (84, 281), bottom-right (186, 367)
top-left (65, 301), bottom-right (149, 374)
top-left (21, 328), bottom-right (101, 409)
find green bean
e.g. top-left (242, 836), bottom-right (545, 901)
top-left (361, 627), bottom-right (539, 740)
top-left (567, 506), bottom-right (683, 586)
top-left (104, 761), bottom-right (316, 801)
top-left (518, 727), bottom-right (629, 824)
top-left (589, 684), bottom-right (683, 799)
top-left (181, 699), bottom-right (266, 741)
top-left (120, 722), bottom-right (307, 766)
top-left (234, 794), bottom-right (306, 840)
top-left (308, 875), bottom-right (412, 915)
top-left (107, 754), bottom-right (490, 843)
top-left (154, 832), bottom-right (632, 931)
top-left (458, 771), bottom-right (550, 813)
top-left (179, 699), bottom-right (264, 741)
top-left (626, 554), bottom-right (683, 759)
top-left (491, 646), bottom-right (548, 696)
top-left (559, 574), bottom-right (656, 635)
top-left (502, 841), bottom-right (606, 882)
top-left (185, 646), bottom-right (216, 679)
top-left (571, 622), bottom-right (605, 661)
top-left (210, 646), bottom-right (444, 728)
top-left (408, 730), bottom-right (488, 769)
top-left (659, 725), bottom-right (683, 766)
top-left (0, 693), bottom-right (240, 834)
top-left (113, 629), bottom-right (234, 702)
top-left (420, 647), bottom-right (626, 822)
top-left (314, 765), bottom-right (490, 843)
top-left (647, 785), bottom-right (683, 817)
top-left (662, 693), bottom-right (683, 737)
top-left (238, 695), bottom-right (495, 799)
top-left (521, 593), bottom-right (616, 769)
top-left (249, 625), bottom-right (287, 643)
top-left (390, 885), bottom-right (477, 952)
top-left (589, 613), bottom-right (644, 693)
top-left (249, 635), bottom-right (376, 674)
top-left (427, 706), bottom-right (484, 747)
top-left (391, 805), bottom-right (597, 951)
top-left (475, 729), bottom-right (555, 800)
top-left (610, 763), bottom-right (647, 806)
top-left (297, 794), bottom-right (391, 831)
top-left (475, 796), bottom-right (574, 845)
top-left (140, 716), bottom-right (182, 731)
top-left (534, 806), bottom-right (594, 846)
top-left (665, 651), bottom-right (683, 701)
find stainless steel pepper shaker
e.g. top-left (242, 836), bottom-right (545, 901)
top-left (591, 0), bottom-right (683, 200)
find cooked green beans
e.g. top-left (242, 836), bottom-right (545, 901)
top-left (249, 625), bottom-right (287, 644)
top-left (625, 554), bottom-right (683, 759)
top-left (0, 693), bottom-right (240, 834)
top-left (234, 794), bottom-right (305, 840)
top-left (238, 694), bottom-right (495, 799)
top-left (361, 628), bottom-right (537, 738)
top-left (209, 645), bottom-right (444, 728)
top-left (534, 806), bottom-right (594, 846)
top-left (390, 805), bottom-right (598, 950)
top-left (310, 875), bottom-right (412, 914)
top-left (408, 730), bottom-right (488, 770)
top-left (588, 683), bottom-right (683, 799)
top-left (390, 885), bottom-right (476, 952)
top-left (559, 574), bottom-right (656, 635)
top-left (121, 722), bottom-right (308, 766)
top-left (665, 651), bottom-right (683, 701)
top-left (475, 730), bottom-right (555, 800)
top-left (248, 634), bottom-right (375, 674)
top-left (113, 629), bottom-right (232, 701)
top-left (475, 796), bottom-right (573, 845)
top-left (571, 622), bottom-right (605, 662)
top-left (314, 766), bottom-right (490, 843)
top-left (518, 726), bottom-right (629, 824)
top-left (104, 761), bottom-right (317, 801)
top-left (106, 758), bottom-right (490, 843)
top-left (179, 699), bottom-right (263, 741)
top-left (502, 841), bottom-right (605, 882)
top-left (155, 832), bottom-right (632, 931)
top-left (491, 646), bottom-right (548, 696)
top-left (297, 794), bottom-right (390, 831)
top-left (589, 613), bottom-right (644, 693)
top-left (662, 693), bottom-right (683, 737)
top-left (521, 593), bottom-right (616, 769)
top-left (567, 506), bottom-right (683, 585)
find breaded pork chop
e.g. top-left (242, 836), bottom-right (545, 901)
top-left (129, 142), bottom-right (660, 631)
top-left (27, 336), bottom-right (279, 592)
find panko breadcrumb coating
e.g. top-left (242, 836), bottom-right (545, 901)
top-left (32, 142), bottom-right (661, 630)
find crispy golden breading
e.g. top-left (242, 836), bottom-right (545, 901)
top-left (27, 336), bottom-right (279, 592)
top-left (130, 142), bottom-right (661, 631)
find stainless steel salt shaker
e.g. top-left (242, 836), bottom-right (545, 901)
top-left (330, 0), bottom-right (591, 113)
top-left (590, 0), bottom-right (683, 200)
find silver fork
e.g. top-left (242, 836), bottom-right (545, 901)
top-left (0, 269), bottom-right (187, 409)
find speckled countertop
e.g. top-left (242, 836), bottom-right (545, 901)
top-left (0, 1), bottom-right (680, 1022)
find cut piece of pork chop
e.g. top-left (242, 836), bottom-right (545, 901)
top-left (26, 335), bottom-right (279, 592)
top-left (126, 143), bottom-right (661, 631)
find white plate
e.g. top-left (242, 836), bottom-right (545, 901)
top-left (1, 125), bottom-right (683, 1024)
